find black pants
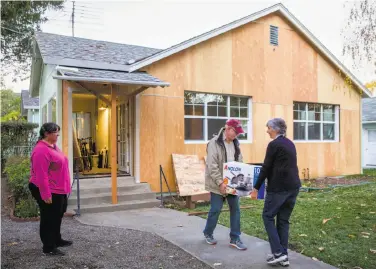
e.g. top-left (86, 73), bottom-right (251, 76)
top-left (262, 189), bottom-right (299, 255)
top-left (29, 183), bottom-right (67, 252)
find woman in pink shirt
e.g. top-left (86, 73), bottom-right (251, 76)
top-left (29, 122), bottom-right (72, 256)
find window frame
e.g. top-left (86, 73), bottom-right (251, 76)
top-left (293, 102), bottom-right (340, 143)
top-left (184, 92), bottom-right (253, 144)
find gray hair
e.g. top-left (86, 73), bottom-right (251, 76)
top-left (266, 118), bottom-right (287, 136)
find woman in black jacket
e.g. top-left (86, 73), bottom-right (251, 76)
top-left (251, 118), bottom-right (301, 266)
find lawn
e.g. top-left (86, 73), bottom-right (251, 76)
top-left (183, 169), bottom-right (376, 269)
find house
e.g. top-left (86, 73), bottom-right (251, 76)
top-left (29, 3), bottom-right (372, 206)
top-left (362, 91), bottom-right (376, 167)
top-left (20, 90), bottom-right (40, 127)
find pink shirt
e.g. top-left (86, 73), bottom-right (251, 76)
top-left (30, 140), bottom-right (71, 200)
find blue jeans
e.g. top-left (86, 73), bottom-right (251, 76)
top-left (262, 189), bottom-right (299, 255)
top-left (203, 192), bottom-right (241, 241)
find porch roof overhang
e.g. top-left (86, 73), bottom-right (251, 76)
top-left (52, 66), bottom-right (170, 88)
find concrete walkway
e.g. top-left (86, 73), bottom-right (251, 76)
top-left (76, 208), bottom-right (336, 269)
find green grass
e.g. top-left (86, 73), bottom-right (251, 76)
top-left (183, 176), bottom-right (376, 269)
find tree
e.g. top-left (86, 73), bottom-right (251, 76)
top-left (342, 0), bottom-right (376, 74)
top-left (0, 89), bottom-right (22, 122)
top-left (1, 1), bottom-right (64, 85)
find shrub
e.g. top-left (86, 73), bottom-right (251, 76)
top-left (4, 156), bottom-right (31, 199)
top-left (1, 121), bottom-right (38, 171)
top-left (15, 195), bottom-right (39, 218)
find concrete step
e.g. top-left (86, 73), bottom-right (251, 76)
top-left (68, 190), bottom-right (156, 205)
top-left (70, 183), bottom-right (152, 196)
top-left (68, 199), bottom-right (160, 214)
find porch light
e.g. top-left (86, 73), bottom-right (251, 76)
top-left (99, 105), bottom-right (108, 110)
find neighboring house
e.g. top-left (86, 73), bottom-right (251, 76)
top-left (21, 90), bottom-right (40, 127)
top-left (362, 92), bottom-right (376, 167)
top-left (29, 3), bottom-right (372, 201)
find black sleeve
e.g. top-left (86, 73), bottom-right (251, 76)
top-left (254, 142), bottom-right (277, 190)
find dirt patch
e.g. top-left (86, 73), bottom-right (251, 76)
top-left (302, 177), bottom-right (373, 189)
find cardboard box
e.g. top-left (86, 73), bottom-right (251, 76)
top-left (223, 162), bottom-right (253, 197)
top-left (223, 162), bottom-right (267, 199)
top-left (250, 164), bottom-right (267, 199)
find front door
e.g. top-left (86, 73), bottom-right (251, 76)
top-left (117, 101), bottom-right (132, 174)
top-left (365, 129), bottom-right (376, 166)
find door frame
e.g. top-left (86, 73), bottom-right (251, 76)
top-left (365, 128), bottom-right (376, 166)
top-left (117, 99), bottom-right (133, 175)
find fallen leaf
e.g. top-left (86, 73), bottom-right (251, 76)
top-left (321, 230), bottom-right (327, 235)
top-left (362, 235), bottom-right (369, 239)
top-left (370, 249), bottom-right (376, 254)
top-left (312, 257), bottom-right (319, 261)
top-left (213, 263), bottom-right (222, 266)
top-left (169, 256), bottom-right (174, 258)
top-left (336, 207), bottom-right (342, 210)
top-left (361, 232), bottom-right (371, 236)
top-left (352, 267), bottom-right (363, 269)
top-left (323, 218), bottom-right (332, 224)
top-left (370, 212), bottom-right (375, 214)
top-left (156, 244), bottom-right (161, 247)
top-left (348, 234), bottom-right (356, 238)
top-left (7, 242), bottom-right (18, 246)
top-left (356, 216), bottom-right (360, 219)
top-left (115, 242), bottom-right (119, 245)
top-left (300, 249), bottom-right (304, 254)
top-left (361, 204), bottom-right (366, 207)
top-left (318, 247), bottom-right (325, 251)
top-left (299, 234), bottom-right (308, 237)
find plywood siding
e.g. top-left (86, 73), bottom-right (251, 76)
top-left (141, 13), bottom-right (361, 192)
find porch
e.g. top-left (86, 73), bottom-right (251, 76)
top-left (54, 66), bottom-right (169, 206)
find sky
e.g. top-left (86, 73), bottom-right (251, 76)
top-left (4, 0), bottom-right (375, 92)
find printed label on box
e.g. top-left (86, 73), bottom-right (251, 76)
top-left (223, 162), bottom-right (267, 199)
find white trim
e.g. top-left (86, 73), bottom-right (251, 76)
top-left (294, 140), bottom-right (339, 144)
top-left (134, 93), bottom-right (141, 183)
top-left (363, 121), bottom-right (376, 124)
top-left (127, 3), bottom-right (371, 98)
top-left (67, 87), bottom-right (73, 185)
top-left (24, 105), bottom-right (39, 110)
top-left (52, 75), bottom-right (170, 87)
top-left (360, 100), bottom-right (363, 173)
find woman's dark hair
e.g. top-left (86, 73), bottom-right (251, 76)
top-left (38, 122), bottom-right (61, 141)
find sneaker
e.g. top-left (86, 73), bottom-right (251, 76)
top-left (57, 239), bottom-right (73, 247)
top-left (267, 253), bottom-right (288, 265)
top-left (229, 239), bottom-right (247, 250)
top-left (204, 234), bottom-right (217, 245)
top-left (279, 257), bottom-right (290, 267)
top-left (43, 248), bottom-right (65, 256)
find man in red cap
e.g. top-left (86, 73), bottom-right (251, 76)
top-left (203, 119), bottom-right (247, 250)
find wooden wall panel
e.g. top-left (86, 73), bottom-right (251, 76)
top-left (317, 54), bottom-right (360, 110)
top-left (140, 13), bottom-right (361, 192)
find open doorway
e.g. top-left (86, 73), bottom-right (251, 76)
top-left (72, 93), bottom-right (133, 178)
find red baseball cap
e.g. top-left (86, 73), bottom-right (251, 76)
top-left (226, 119), bottom-right (245, 135)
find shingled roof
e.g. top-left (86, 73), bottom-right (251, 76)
top-left (58, 67), bottom-right (169, 87)
top-left (35, 32), bottom-right (161, 68)
top-left (21, 90), bottom-right (39, 108)
top-left (363, 98), bottom-right (376, 122)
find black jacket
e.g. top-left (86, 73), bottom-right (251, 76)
top-left (254, 136), bottom-right (301, 192)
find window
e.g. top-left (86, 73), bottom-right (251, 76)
top-left (369, 130), bottom-right (376, 142)
top-left (293, 102), bottom-right (339, 141)
top-left (42, 104), bottom-right (47, 124)
top-left (270, 25), bottom-right (279, 46)
top-left (184, 92), bottom-right (251, 142)
top-left (48, 96), bottom-right (56, 123)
